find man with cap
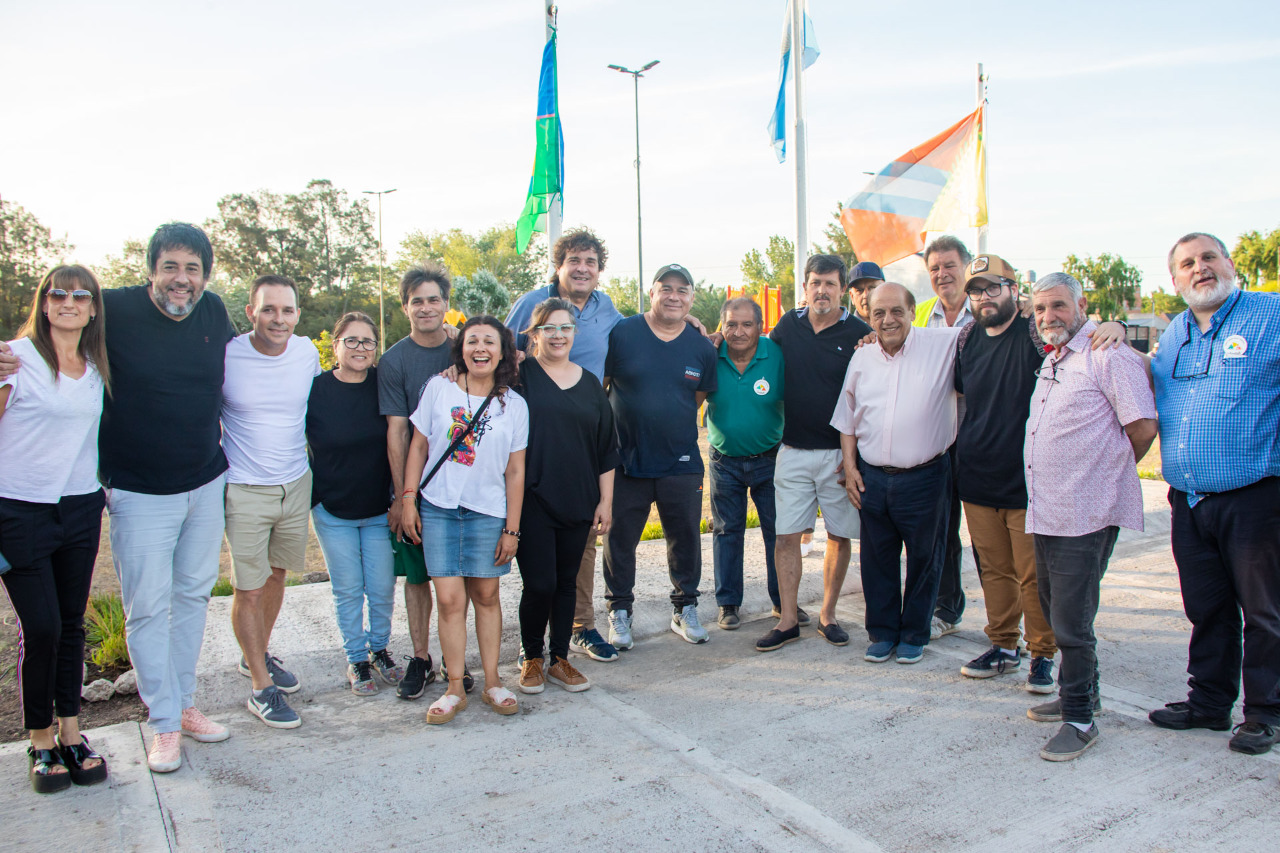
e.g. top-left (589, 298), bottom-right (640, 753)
top-left (848, 261), bottom-right (884, 324)
top-left (602, 263), bottom-right (718, 647)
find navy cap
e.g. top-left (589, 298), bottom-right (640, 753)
top-left (653, 263), bottom-right (694, 287)
top-left (849, 261), bottom-right (884, 284)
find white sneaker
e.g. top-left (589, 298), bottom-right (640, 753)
top-left (800, 542), bottom-right (813, 557)
top-left (608, 609), bottom-right (634, 650)
top-left (671, 605), bottom-right (709, 644)
top-left (930, 616), bottom-right (960, 640)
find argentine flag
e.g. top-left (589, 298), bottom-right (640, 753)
top-left (769, 0), bottom-right (820, 163)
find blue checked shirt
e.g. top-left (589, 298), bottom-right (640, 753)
top-left (1152, 290), bottom-right (1280, 506)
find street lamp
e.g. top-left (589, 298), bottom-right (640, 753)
top-left (362, 188), bottom-right (397, 352)
top-left (607, 60), bottom-right (659, 312)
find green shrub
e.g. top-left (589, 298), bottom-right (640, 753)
top-left (640, 521), bottom-right (664, 541)
top-left (84, 592), bottom-right (130, 669)
top-left (211, 576), bottom-right (234, 597)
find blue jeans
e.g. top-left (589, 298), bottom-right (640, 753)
top-left (709, 449), bottom-right (779, 608)
top-left (310, 503), bottom-right (396, 664)
top-left (858, 455), bottom-right (951, 647)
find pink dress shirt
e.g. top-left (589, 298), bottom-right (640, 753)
top-left (830, 326), bottom-right (960, 468)
top-left (1024, 321), bottom-right (1157, 536)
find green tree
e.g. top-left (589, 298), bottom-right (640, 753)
top-left (451, 270), bottom-right (511, 318)
top-left (394, 224), bottom-right (547, 303)
top-left (690, 281), bottom-right (727, 332)
top-left (1142, 288), bottom-right (1187, 315)
top-left (817, 202), bottom-right (857, 271)
top-left (741, 235), bottom-right (796, 310)
top-left (1232, 227), bottom-right (1279, 289)
top-left (0, 199), bottom-right (72, 339)
top-left (94, 238), bottom-right (148, 290)
top-left (601, 276), bottom-right (641, 317)
top-left (1062, 252), bottom-right (1142, 321)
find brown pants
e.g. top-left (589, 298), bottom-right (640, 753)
top-left (572, 536), bottom-right (598, 632)
top-left (963, 504), bottom-right (1056, 658)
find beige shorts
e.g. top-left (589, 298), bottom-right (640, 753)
top-left (225, 470), bottom-right (312, 590)
top-left (774, 445), bottom-right (860, 539)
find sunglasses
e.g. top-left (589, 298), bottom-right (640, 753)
top-left (47, 288), bottom-right (94, 303)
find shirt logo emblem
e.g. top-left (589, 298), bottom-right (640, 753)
top-left (753, 379), bottom-right (770, 396)
top-left (684, 367), bottom-right (701, 381)
top-left (1223, 335), bottom-right (1248, 359)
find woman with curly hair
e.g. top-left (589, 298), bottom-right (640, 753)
top-left (400, 315), bottom-right (527, 724)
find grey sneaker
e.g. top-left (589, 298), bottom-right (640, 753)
top-left (247, 685), bottom-right (301, 729)
top-left (671, 605), bottom-right (709, 644)
top-left (1027, 696), bottom-right (1103, 723)
top-left (930, 616), bottom-right (960, 640)
top-left (1040, 723), bottom-right (1099, 761)
top-left (608, 610), bottom-right (634, 650)
top-left (238, 653), bottom-right (300, 694)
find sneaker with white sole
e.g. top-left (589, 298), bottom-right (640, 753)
top-left (608, 610), bottom-right (634, 650)
top-left (547, 657), bottom-right (591, 692)
top-left (181, 707), bottom-right (230, 743)
top-left (238, 653), bottom-right (300, 694)
top-left (1026, 656), bottom-right (1056, 694)
top-left (247, 685), bottom-right (301, 729)
top-left (569, 628), bottom-right (619, 662)
top-left (961, 646), bottom-right (1021, 679)
top-left (347, 660), bottom-right (379, 696)
top-left (147, 731), bottom-right (182, 773)
top-left (671, 605), bottom-right (709, 644)
top-left (370, 648), bottom-right (405, 684)
top-left (930, 617), bottom-right (960, 640)
top-left (518, 657), bottom-right (545, 694)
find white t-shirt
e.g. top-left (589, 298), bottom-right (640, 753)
top-left (0, 337), bottom-right (104, 502)
top-left (409, 376), bottom-right (528, 519)
top-left (221, 334), bottom-right (321, 486)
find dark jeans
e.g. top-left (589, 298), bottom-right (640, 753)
top-left (0, 490), bottom-right (106, 731)
top-left (515, 496), bottom-right (591, 662)
top-left (1034, 526), bottom-right (1119, 726)
top-left (858, 455), bottom-right (951, 647)
top-left (604, 472), bottom-right (703, 612)
top-left (708, 449), bottom-right (779, 608)
top-left (934, 443), bottom-right (972, 624)
top-left (1170, 478), bottom-right (1280, 725)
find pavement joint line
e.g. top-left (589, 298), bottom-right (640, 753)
top-left (583, 685), bottom-right (886, 853)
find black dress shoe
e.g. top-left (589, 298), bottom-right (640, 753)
top-left (59, 735), bottom-right (109, 786)
top-left (28, 746), bottom-right (71, 795)
top-left (1148, 701), bottom-right (1232, 731)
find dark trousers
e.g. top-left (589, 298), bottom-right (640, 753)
top-left (1034, 526), bottom-right (1118, 725)
top-left (0, 490), bottom-right (106, 731)
top-left (515, 497), bottom-right (591, 662)
top-left (858, 455), bottom-right (951, 647)
top-left (1170, 478), bottom-right (1280, 725)
top-left (933, 443), bottom-right (971, 624)
top-left (604, 472), bottom-right (703, 612)
top-left (708, 449), bottom-right (779, 608)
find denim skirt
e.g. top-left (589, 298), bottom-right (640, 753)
top-left (418, 499), bottom-right (511, 579)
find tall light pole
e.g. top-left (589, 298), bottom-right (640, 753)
top-left (607, 60), bottom-right (659, 311)
top-left (362, 188), bottom-right (397, 351)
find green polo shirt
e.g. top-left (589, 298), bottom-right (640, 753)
top-left (705, 336), bottom-right (785, 457)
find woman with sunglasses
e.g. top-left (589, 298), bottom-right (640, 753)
top-left (306, 312), bottom-right (406, 696)
top-left (514, 298), bottom-right (619, 695)
top-left (0, 266), bottom-right (111, 793)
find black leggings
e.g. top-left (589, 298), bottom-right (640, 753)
top-left (0, 490), bottom-right (105, 731)
top-left (516, 497), bottom-right (591, 661)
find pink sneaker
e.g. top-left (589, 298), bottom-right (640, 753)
top-left (147, 732), bottom-right (182, 773)
top-left (181, 707), bottom-right (231, 743)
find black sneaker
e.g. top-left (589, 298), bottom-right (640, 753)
top-left (440, 661), bottom-right (475, 693)
top-left (1148, 701), bottom-right (1232, 732)
top-left (1229, 722), bottom-right (1279, 755)
top-left (1026, 656), bottom-right (1055, 694)
top-left (961, 646), bottom-right (1021, 679)
top-left (397, 655), bottom-right (435, 700)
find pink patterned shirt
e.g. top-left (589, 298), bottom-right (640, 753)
top-left (1024, 321), bottom-right (1156, 536)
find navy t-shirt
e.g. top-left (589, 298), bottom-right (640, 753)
top-left (604, 315), bottom-right (717, 478)
top-left (769, 307), bottom-right (872, 450)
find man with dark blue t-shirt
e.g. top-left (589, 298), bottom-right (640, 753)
top-left (603, 264), bottom-right (717, 648)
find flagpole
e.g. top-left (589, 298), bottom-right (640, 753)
top-left (545, 2), bottom-right (562, 266)
top-left (791, 0), bottom-right (808, 308)
top-left (975, 61), bottom-right (987, 254)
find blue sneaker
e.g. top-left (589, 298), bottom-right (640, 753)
top-left (865, 641), bottom-right (896, 662)
top-left (1026, 656), bottom-right (1056, 694)
top-left (896, 643), bottom-right (924, 664)
top-left (238, 653), bottom-right (300, 694)
top-left (570, 628), bottom-right (619, 662)
top-left (247, 685), bottom-right (301, 729)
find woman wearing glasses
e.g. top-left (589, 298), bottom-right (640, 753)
top-left (306, 312), bottom-right (405, 696)
top-left (0, 266), bottom-right (111, 793)
top-left (515, 298), bottom-right (619, 695)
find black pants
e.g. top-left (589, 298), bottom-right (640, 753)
top-left (0, 490), bottom-right (106, 731)
top-left (603, 472), bottom-right (703, 612)
top-left (1170, 479), bottom-right (1280, 726)
top-left (933, 443), bottom-right (973, 624)
top-left (515, 497), bottom-right (591, 661)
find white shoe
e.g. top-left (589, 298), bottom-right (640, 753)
top-left (930, 616), bottom-right (960, 640)
top-left (608, 609), bottom-right (634, 650)
top-left (671, 605), bottom-right (709, 644)
top-left (800, 542), bottom-right (813, 557)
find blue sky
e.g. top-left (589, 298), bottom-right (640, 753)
top-left (2, 0), bottom-right (1277, 296)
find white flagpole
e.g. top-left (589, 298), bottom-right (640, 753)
top-left (975, 61), bottom-right (987, 254)
top-left (791, 0), bottom-right (808, 308)
top-left (546, 2), bottom-right (562, 268)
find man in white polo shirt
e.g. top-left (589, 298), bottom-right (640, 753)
top-left (222, 274), bottom-right (320, 729)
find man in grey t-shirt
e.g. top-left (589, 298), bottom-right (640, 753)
top-left (378, 262), bottom-right (457, 700)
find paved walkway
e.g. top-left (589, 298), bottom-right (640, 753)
top-left (2, 482), bottom-right (1276, 851)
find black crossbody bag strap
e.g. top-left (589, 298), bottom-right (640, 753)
top-left (417, 390), bottom-right (497, 492)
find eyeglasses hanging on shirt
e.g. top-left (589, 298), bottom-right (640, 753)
top-left (1171, 290), bottom-right (1241, 381)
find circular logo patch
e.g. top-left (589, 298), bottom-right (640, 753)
top-left (1223, 335), bottom-right (1247, 358)
top-left (753, 379), bottom-right (770, 395)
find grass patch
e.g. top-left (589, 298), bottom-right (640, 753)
top-left (1137, 468), bottom-right (1164, 481)
top-left (84, 592), bottom-right (130, 669)
top-left (211, 576), bottom-right (234, 597)
top-left (639, 512), bottom-right (760, 541)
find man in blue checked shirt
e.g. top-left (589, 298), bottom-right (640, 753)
top-left (1147, 232), bottom-right (1280, 757)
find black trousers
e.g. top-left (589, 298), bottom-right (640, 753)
top-left (934, 443), bottom-right (975, 624)
top-left (515, 497), bottom-right (591, 662)
top-left (1170, 478), bottom-right (1280, 726)
top-left (0, 490), bottom-right (106, 731)
top-left (603, 472), bottom-right (703, 612)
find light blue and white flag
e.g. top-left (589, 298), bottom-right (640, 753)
top-left (768, 0), bottom-right (820, 163)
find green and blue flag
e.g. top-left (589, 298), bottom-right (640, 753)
top-left (516, 31), bottom-right (563, 254)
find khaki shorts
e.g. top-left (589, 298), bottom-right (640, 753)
top-left (225, 470), bottom-right (312, 590)
top-left (774, 445), bottom-right (860, 539)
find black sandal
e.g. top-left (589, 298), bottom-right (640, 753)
top-left (59, 735), bottom-right (109, 786)
top-left (27, 745), bottom-right (71, 794)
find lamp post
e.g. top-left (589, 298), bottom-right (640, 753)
top-left (607, 60), bottom-right (659, 312)
top-left (362, 188), bottom-right (397, 352)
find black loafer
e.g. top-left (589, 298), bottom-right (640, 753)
top-left (28, 746), bottom-right (71, 795)
top-left (755, 625), bottom-right (801, 652)
top-left (816, 621), bottom-right (850, 646)
top-left (59, 735), bottom-right (109, 786)
top-left (1148, 701), bottom-right (1232, 732)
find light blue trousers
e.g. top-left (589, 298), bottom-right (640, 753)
top-left (310, 503), bottom-right (396, 663)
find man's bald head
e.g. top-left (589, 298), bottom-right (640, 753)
top-left (869, 281), bottom-right (916, 314)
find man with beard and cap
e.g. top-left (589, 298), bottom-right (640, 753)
top-left (1148, 233), bottom-right (1280, 757)
top-left (1024, 272), bottom-right (1157, 761)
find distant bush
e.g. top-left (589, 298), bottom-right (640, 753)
top-left (85, 593), bottom-right (130, 669)
top-left (211, 576), bottom-right (234, 597)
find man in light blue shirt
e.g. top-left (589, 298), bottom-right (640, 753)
top-left (1147, 231), bottom-right (1280, 757)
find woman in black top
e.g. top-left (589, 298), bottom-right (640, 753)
top-left (306, 312), bottom-right (405, 696)
top-left (515, 298), bottom-right (620, 695)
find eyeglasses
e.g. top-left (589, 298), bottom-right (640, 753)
top-left (534, 324), bottom-right (576, 337)
top-left (964, 280), bottom-right (1012, 300)
top-left (340, 337), bottom-right (378, 351)
top-left (1171, 290), bottom-right (1241, 380)
top-left (47, 289), bottom-right (93, 303)
top-left (1033, 363), bottom-right (1060, 384)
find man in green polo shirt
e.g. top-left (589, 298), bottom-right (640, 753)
top-left (705, 297), bottom-right (786, 630)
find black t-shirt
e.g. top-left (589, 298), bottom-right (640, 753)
top-left (98, 285), bottom-right (237, 495)
top-left (307, 368), bottom-right (393, 519)
top-left (377, 335), bottom-right (455, 418)
top-left (519, 359), bottom-right (621, 527)
top-left (954, 314), bottom-right (1046, 509)
top-left (769, 307), bottom-right (872, 449)
top-left (604, 315), bottom-right (717, 478)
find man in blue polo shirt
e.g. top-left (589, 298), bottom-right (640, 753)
top-left (704, 297), bottom-right (785, 630)
top-left (1148, 231), bottom-right (1280, 757)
